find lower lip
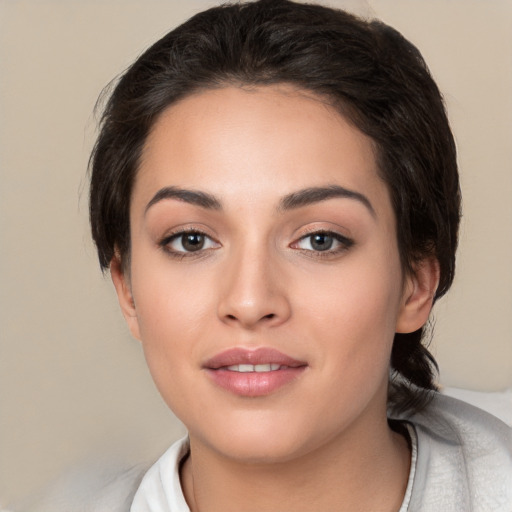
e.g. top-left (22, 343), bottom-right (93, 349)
top-left (205, 367), bottom-right (306, 397)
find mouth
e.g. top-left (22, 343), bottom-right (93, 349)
top-left (203, 347), bottom-right (307, 397)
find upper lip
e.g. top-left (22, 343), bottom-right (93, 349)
top-left (203, 347), bottom-right (307, 369)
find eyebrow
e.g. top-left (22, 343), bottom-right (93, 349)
top-left (279, 185), bottom-right (375, 217)
top-left (145, 186), bottom-right (222, 213)
top-left (145, 184), bottom-right (375, 217)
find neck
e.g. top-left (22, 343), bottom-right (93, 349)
top-left (181, 409), bottom-right (411, 512)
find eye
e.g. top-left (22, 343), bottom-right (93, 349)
top-left (292, 231), bottom-right (353, 254)
top-left (160, 230), bottom-right (219, 254)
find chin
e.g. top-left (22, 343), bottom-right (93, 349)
top-left (189, 408), bottom-right (333, 465)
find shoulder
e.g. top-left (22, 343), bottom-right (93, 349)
top-left (406, 393), bottom-right (512, 511)
top-left (21, 436), bottom-right (188, 512)
top-left (15, 462), bottom-right (148, 512)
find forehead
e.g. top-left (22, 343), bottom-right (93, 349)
top-left (134, 85), bottom-right (390, 217)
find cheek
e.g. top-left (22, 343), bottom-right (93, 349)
top-left (131, 247), bottom-right (213, 331)
top-left (295, 248), bottom-right (403, 374)
top-left (302, 258), bottom-right (402, 332)
top-left (128, 253), bottom-right (215, 385)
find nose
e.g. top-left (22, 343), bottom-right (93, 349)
top-left (216, 244), bottom-right (291, 329)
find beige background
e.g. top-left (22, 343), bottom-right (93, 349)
top-left (1, 0), bottom-right (511, 505)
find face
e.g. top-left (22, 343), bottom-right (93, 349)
top-left (113, 85), bottom-right (432, 463)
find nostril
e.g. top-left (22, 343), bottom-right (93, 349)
top-left (263, 313), bottom-right (275, 320)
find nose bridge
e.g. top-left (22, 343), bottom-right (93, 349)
top-left (217, 236), bottom-right (290, 328)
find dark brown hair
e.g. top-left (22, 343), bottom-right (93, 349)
top-left (89, 0), bottom-right (461, 414)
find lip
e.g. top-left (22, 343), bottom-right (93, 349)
top-left (203, 347), bottom-right (308, 397)
top-left (204, 347), bottom-right (306, 369)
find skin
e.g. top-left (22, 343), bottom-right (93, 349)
top-left (111, 85), bottom-right (438, 511)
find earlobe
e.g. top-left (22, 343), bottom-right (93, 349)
top-left (110, 255), bottom-right (142, 341)
top-left (396, 257), bottom-right (440, 334)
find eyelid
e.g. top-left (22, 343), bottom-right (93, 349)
top-left (292, 223), bottom-right (353, 244)
top-left (290, 228), bottom-right (354, 256)
top-left (158, 226), bottom-right (221, 256)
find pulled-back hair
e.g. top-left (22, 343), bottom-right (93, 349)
top-left (89, 0), bottom-right (461, 414)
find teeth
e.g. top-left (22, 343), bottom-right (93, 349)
top-left (226, 363), bottom-right (282, 372)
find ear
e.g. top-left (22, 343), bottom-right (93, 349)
top-left (110, 255), bottom-right (142, 341)
top-left (396, 257), bottom-right (440, 334)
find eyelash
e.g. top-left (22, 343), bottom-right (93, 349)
top-left (158, 229), bottom-right (354, 260)
top-left (290, 230), bottom-right (354, 259)
top-left (159, 229), bottom-right (220, 259)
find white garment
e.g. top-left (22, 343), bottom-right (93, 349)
top-left (131, 394), bottom-right (512, 512)
top-left (400, 393), bottom-right (512, 511)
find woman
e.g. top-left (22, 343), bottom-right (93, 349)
top-left (87, 0), bottom-right (511, 510)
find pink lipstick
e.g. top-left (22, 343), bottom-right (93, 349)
top-left (203, 347), bottom-right (307, 397)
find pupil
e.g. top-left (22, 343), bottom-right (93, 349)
top-left (183, 233), bottom-right (204, 251)
top-left (311, 233), bottom-right (333, 251)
